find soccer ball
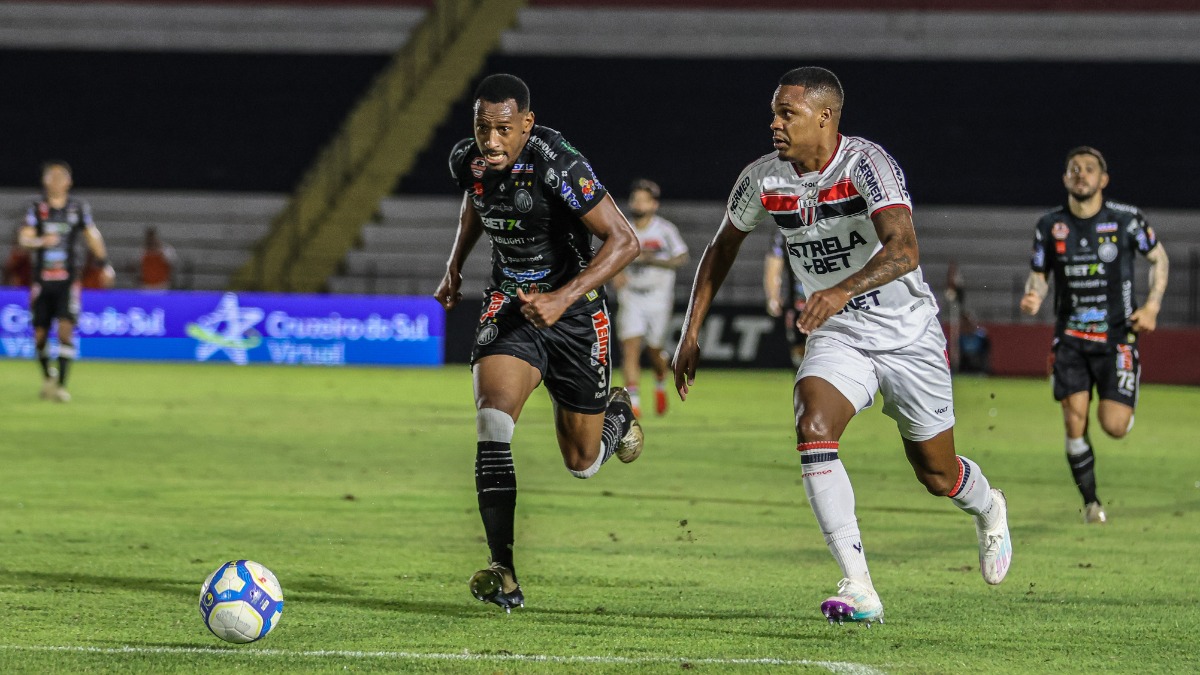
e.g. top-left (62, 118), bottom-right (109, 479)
top-left (198, 560), bottom-right (284, 643)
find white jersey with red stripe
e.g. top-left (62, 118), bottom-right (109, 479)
top-left (726, 134), bottom-right (938, 351)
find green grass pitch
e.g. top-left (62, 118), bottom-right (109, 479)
top-left (0, 360), bottom-right (1197, 673)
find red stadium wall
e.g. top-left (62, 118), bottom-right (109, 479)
top-left (982, 323), bottom-right (1200, 385)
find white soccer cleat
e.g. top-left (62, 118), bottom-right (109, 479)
top-left (607, 387), bottom-right (644, 463)
top-left (39, 376), bottom-right (57, 400)
top-left (976, 488), bottom-right (1012, 585)
top-left (1083, 501), bottom-right (1107, 524)
top-left (820, 578), bottom-right (884, 626)
top-left (53, 386), bottom-right (71, 403)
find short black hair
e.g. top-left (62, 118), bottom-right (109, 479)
top-left (41, 159), bottom-right (72, 176)
top-left (778, 66), bottom-right (844, 112)
top-left (629, 178), bottom-right (661, 200)
top-left (1065, 146), bottom-right (1107, 173)
top-left (474, 74), bottom-right (530, 112)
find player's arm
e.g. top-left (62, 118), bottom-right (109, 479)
top-left (19, 225), bottom-right (58, 249)
top-left (520, 194), bottom-right (638, 326)
top-left (672, 217), bottom-right (749, 400)
top-left (763, 249), bottom-right (784, 317)
top-left (435, 193), bottom-right (484, 310)
top-left (797, 207), bottom-right (917, 334)
top-left (1130, 242), bottom-right (1169, 332)
top-left (1020, 271), bottom-right (1049, 315)
top-left (83, 223), bottom-right (115, 287)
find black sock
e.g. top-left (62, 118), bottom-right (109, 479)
top-left (57, 356), bottom-right (71, 386)
top-left (475, 441), bottom-right (516, 572)
top-left (601, 399), bottom-right (633, 462)
top-left (38, 355), bottom-right (51, 378)
top-left (1067, 442), bottom-right (1100, 505)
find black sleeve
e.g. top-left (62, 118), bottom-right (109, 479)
top-left (542, 136), bottom-right (609, 218)
top-left (1031, 216), bottom-right (1050, 273)
top-left (448, 138), bottom-right (475, 189)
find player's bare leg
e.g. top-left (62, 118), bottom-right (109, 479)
top-left (903, 429), bottom-right (1011, 585)
top-left (793, 377), bottom-right (883, 625)
top-left (468, 355), bottom-right (541, 611)
top-left (33, 325), bottom-right (56, 399)
top-left (1061, 392), bottom-right (1105, 522)
top-left (621, 336), bottom-right (644, 417)
top-left (647, 344), bottom-right (670, 415)
top-left (1096, 400), bottom-right (1133, 439)
top-left (53, 318), bottom-right (76, 402)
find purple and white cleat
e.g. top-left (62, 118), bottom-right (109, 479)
top-left (820, 578), bottom-right (884, 626)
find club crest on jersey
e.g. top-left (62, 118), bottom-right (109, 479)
top-left (515, 189), bottom-right (533, 213)
top-left (1098, 241), bottom-right (1118, 263)
top-left (1051, 221), bottom-right (1069, 241)
top-left (471, 157), bottom-right (486, 178)
top-left (477, 323), bottom-right (499, 345)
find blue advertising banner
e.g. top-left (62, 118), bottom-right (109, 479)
top-left (0, 288), bottom-right (443, 366)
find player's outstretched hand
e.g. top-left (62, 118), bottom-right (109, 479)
top-left (1019, 292), bottom-right (1042, 316)
top-left (796, 287), bottom-right (850, 334)
top-left (671, 336), bottom-right (699, 401)
top-left (516, 286), bottom-right (568, 329)
top-left (1130, 304), bottom-right (1159, 333)
top-left (434, 269), bottom-right (462, 310)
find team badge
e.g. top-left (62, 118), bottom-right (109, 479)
top-left (477, 323), bottom-right (499, 345)
top-left (470, 157), bottom-right (486, 178)
top-left (514, 189), bottom-right (533, 213)
top-left (1051, 221), bottom-right (1069, 240)
top-left (578, 177), bottom-right (596, 201)
top-left (1098, 241), bottom-right (1118, 263)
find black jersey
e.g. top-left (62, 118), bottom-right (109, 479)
top-left (25, 196), bottom-right (93, 285)
top-left (1031, 200), bottom-right (1158, 351)
top-left (449, 125), bottom-right (609, 316)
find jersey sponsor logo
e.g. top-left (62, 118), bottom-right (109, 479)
top-left (852, 157), bottom-right (885, 204)
top-left (1096, 222), bottom-right (1118, 233)
top-left (729, 175), bottom-right (753, 214)
top-left (514, 189), bottom-right (533, 213)
top-left (501, 267), bottom-right (549, 283)
top-left (786, 230), bottom-right (869, 275)
top-left (470, 157), bottom-right (486, 178)
top-left (1032, 245), bottom-right (1045, 269)
top-left (835, 289), bottom-right (882, 315)
top-left (528, 136), bottom-right (558, 161)
top-left (1116, 344), bottom-right (1135, 371)
top-left (38, 202), bottom-right (49, 220)
top-left (491, 235), bottom-right (529, 245)
top-left (1098, 241), bottom-right (1118, 263)
top-left (1051, 221), bottom-right (1069, 240)
top-left (512, 164), bottom-right (534, 173)
top-left (578, 177), bottom-right (597, 201)
top-left (590, 310), bottom-right (610, 366)
top-left (544, 168), bottom-right (560, 188)
top-left (559, 182), bottom-right (582, 210)
top-left (480, 291), bottom-right (508, 321)
top-left (481, 217), bottom-right (524, 231)
top-left (499, 280), bottom-right (551, 296)
top-left (1064, 262), bottom-right (1104, 277)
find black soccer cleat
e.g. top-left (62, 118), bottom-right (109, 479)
top-left (469, 562), bottom-right (524, 613)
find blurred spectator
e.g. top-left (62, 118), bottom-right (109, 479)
top-left (3, 227), bottom-right (32, 286)
top-left (958, 312), bottom-right (991, 374)
top-left (81, 249), bottom-right (115, 289)
top-left (140, 226), bottom-right (176, 290)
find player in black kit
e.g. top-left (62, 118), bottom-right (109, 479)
top-left (1020, 147), bottom-right (1169, 524)
top-left (19, 161), bottom-right (113, 402)
top-left (434, 74), bottom-right (643, 611)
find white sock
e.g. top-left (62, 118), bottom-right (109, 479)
top-left (1065, 436), bottom-right (1090, 457)
top-left (949, 455), bottom-right (995, 524)
top-left (799, 442), bottom-right (871, 584)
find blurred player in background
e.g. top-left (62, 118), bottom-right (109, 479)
top-left (612, 179), bottom-right (688, 417)
top-left (1020, 147), bottom-right (1169, 525)
top-left (673, 67), bottom-right (1011, 626)
top-left (763, 229), bottom-right (807, 367)
top-left (435, 74), bottom-right (643, 612)
top-left (19, 160), bottom-right (113, 402)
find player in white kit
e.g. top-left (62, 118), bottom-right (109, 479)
top-left (673, 67), bottom-right (1012, 625)
top-left (614, 179), bottom-right (688, 416)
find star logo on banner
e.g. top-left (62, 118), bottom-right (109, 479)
top-left (186, 293), bottom-right (264, 365)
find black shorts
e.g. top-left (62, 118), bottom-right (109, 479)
top-left (30, 282), bottom-right (80, 329)
top-left (1051, 340), bottom-right (1139, 407)
top-left (471, 293), bottom-right (611, 414)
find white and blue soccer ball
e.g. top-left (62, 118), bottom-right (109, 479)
top-left (198, 560), bottom-right (284, 643)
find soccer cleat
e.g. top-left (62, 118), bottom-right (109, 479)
top-left (654, 387), bottom-right (668, 416)
top-left (820, 578), bottom-right (884, 626)
top-left (52, 386), bottom-right (71, 403)
top-left (39, 376), bottom-right (57, 400)
top-left (976, 488), bottom-right (1012, 585)
top-left (468, 562), bottom-right (524, 613)
top-left (1083, 501), bottom-right (1107, 524)
top-left (607, 387), bottom-right (644, 463)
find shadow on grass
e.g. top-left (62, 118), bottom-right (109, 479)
top-left (0, 570), bottom-right (196, 598)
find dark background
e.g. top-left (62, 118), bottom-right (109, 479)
top-left (3, 50), bottom-right (1197, 207)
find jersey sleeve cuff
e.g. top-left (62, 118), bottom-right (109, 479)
top-left (726, 211), bottom-right (756, 233)
top-left (869, 203), bottom-right (912, 216)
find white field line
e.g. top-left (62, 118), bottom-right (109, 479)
top-left (0, 644), bottom-right (886, 674)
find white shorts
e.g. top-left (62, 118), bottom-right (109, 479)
top-left (797, 320), bottom-right (955, 441)
top-left (616, 288), bottom-right (672, 348)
